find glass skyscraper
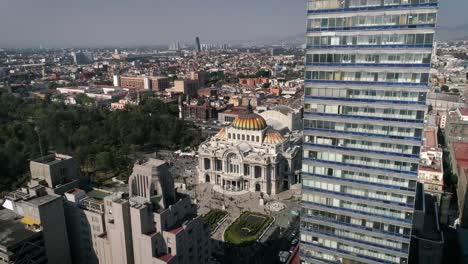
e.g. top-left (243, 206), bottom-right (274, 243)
top-left (301, 0), bottom-right (438, 263)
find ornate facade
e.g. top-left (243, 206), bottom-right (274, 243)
top-left (198, 104), bottom-right (301, 195)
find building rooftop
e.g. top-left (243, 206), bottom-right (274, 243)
top-left (31, 153), bottom-right (73, 166)
top-left (454, 141), bottom-right (468, 159)
top-left (157, 253), bottom-right (174, 263)
top-left (459, 107), bottom-right (468, 116)
top-left (0, 208), bottom-right (39, 249)
top-left (414, 183), bottom-right (443, 242)
top-left (87, 189), bottom-right (112, 201)
top-left (24, 194), bottom-right (60, 206)
top-left (424, 128), bottom-right (438, 148)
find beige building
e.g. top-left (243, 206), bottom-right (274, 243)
top-left (418, 127), bottom-right (444, 199)
top-left (458, 167), bottom-right (468, 228)
top-left (258, 105), bottom-right (302, 132)
top-left (64, 189), bottom-right (107, 264)
top-left (97, 159), bottom-right (211, 264)
top-left (0, 208), bottom-right (47, 264)
top-left (168, 80), bottom-right (199, 96)
top-left (198, 104), bottom-right (302, 195)
top-left (29, 153), bottom-right (80, 195)
top-left (2, 188), bottom-right (72, 264)
top-left (116, 75), bottom-right (170, 91)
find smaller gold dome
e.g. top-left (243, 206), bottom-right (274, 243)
top-left (264, 128), bottom-right (285, 144)
top-left (215, 128), bottom-right (227, 139)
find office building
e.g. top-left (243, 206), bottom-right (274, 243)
top-left (169, 80), bottom-right (199, 96)
top-left (195, 37), bottom-right (201, 52)
top-left (189, 71), bottom-right (209, 87)
top-left (96, 159), bottom-right (211, 264)
top-left (301, 0), bottom-right (438, 263)
top-left (198, 103), bottom-right (302, 194)
top-left (71, 51), bottom-right (94, 65)
top-left (64, 189), bottom-right (107, 264)
top-left (169, 42), bottom-right (180, 51)
top-left (0, 208), bottom-right (47, 264)
top-left (2, 188), bottom-right (72, 264)
top-left (409, 183), bottom-right (444, 264)
top-left (115, 75), bottom-right (170, 91)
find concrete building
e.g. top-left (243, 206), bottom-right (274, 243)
top-left (29, 153), bottom-right (80, 195)
top-left (97, 159), bottom-right (211, 264)
top-left (418, 127), bottom-right (444, 199)
top-left (183, 102), bottom-right (218, 121)
top-left (450, 141), bottom-right (468, 228)
top-left (427, 91), bottom-right (466, 114)
top-left (198, 103), bottom-right (302, 195)
top-left (2, 188), bottom-right (72, 264)
top-left (71, 51), bottom-right (93, 65)
top-left (195, 37), bottom-right (201, 52)
top-left (409, 183), bottom-right (444, 264)
top-left (301, 0), bottom-right (438, 263)
top-left (217, 107), bottom-right (246, 124)
top-left (445, 108), bottom-right (468, 143)
top-left (239, 78), bottom-right (269, 87)
top-left (0, 208), bottom-right (47, 264)
top-left (457, 166), bottom-right (468, 228)
top-left (64, 189), bottom-right (107, 264)
top-left (170, 80), bottom-right (199, 96)
top-left (189, 71), bottom-right (209, 87)
top-left (116, 75), bottom-right (170, 91)
top-left (258, 105), bottom-right (302, 132)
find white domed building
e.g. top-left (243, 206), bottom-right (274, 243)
top-left (197, 103), bottom-right (302, 195)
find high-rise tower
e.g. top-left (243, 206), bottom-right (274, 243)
top-left (301, 1), bottom-right (438, 263)
top-left (195, 36), bottom-right (201, 52)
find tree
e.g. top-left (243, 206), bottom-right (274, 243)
top-left (75, 93), bottom-right (95, 106)
top-left (441, 85), bottom-right (449, 92)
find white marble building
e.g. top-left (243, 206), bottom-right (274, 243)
top-left (197, 104), bottom-right (302, 195)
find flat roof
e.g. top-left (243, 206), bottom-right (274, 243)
top-left (0, 209), bottom-right (39, 248)
top-left (454, 142), bottom-right (468, 163)
top-left (24, 194), bottom-right (60, 206)
top-left (424, 129), bottom-right (438, 148)
top-left (87, 189), bottom-right (111, 201)
top-left (31, 153), bottom-right (73, 165)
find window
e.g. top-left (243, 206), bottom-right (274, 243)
top-left (204, 158), bottom-right (211, 170)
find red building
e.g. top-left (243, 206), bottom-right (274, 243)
top-left (239, 77), bottom-right (269, 86)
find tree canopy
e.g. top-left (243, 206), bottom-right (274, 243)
top-left (0, 93), bottom-right (204, 192)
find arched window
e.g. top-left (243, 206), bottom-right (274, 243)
top-left (227, 153), bottom-right (240, 174)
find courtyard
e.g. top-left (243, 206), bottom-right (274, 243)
top-left (224, 212), bottom-right (273, 246)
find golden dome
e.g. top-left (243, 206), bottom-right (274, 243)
top-left (264, 128), bottom-right (286, 144)
top-left (233, 114), bottom-right (267, 131)
top-left (215, 128), bottom-right (227, 139)
top-left (232, 101), bottom-right (267, 131)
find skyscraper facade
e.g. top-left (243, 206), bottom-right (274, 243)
top-left (301, 1), bottom-right (438, 263)
top-left (195, 37), bottom-right (201, 52)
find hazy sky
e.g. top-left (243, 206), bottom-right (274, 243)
top-left (0, 0), bottom-right (466, 47)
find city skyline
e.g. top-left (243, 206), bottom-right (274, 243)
top-left (0, 0), bottom-right (466, 48)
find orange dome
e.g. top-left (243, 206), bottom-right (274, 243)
top-left (264, 128), bottom-right (285, 144)
top-left (232, 100), bottom-right (267, 131)
top-left (215, 128), bottom-right (227, 139)
top-left (233, 113), bottom-right (267, 130)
